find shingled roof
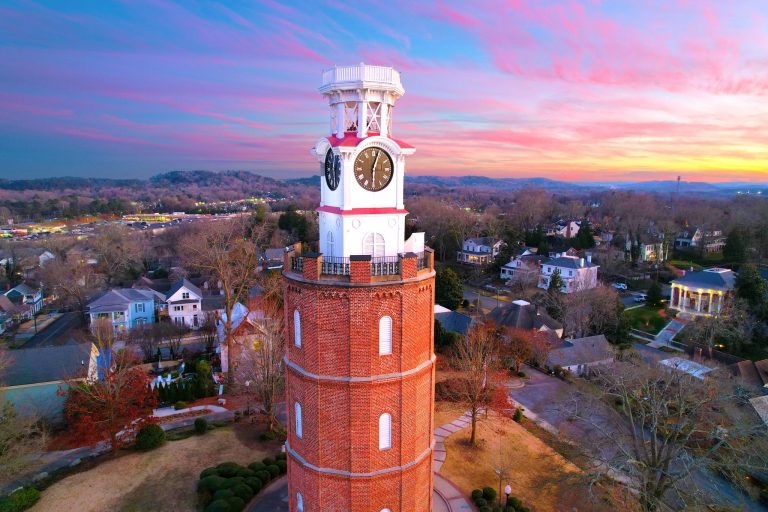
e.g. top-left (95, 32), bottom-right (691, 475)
top-left (487, 300), bottom-right (562, 332)
top-left (671, 268), bottom-right (736, 291)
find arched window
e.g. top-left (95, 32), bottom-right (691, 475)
top-left (297, 492), bottom-right (304, 512)
top-left (293, 310), bottom-right (301, 348)
top-left (379, 413), bottom-right (392, 450)
top-left (326, 230), bottom-right (334, 257)
top-left (363, 232), bottom-right (385, 257)
top-left (379, 316), bottom-right (392, 355)
top-left (381, 509), bottom-right (391, 512)
top-left (295, 402), bottom-right (303, 438)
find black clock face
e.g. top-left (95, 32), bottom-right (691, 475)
top-left (354, 147), bottom-right (393, 192)
top-left (324, 149), bottom-right (340, 191)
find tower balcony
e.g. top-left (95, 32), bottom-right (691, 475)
top-left (319, 63), bottom-right (404, 96)
top-left (284, 248), bottom-right (434, 285)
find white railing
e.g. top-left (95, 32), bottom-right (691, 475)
top-left (321, 64), bottom-right (401, 89)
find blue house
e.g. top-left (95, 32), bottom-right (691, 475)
top-left (87, 288), bottom-right (157, 336)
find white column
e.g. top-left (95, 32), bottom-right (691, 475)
top-left (380, 103), bottom-right (390, 137)
top-left (718, 292), bottom-right (723, 314)
top-left (357, 93), bottom-right (368, 138)
top-left (680, 289), bottom-right (686, 311)
top-left (696, 292), bottom-right (702, 312)
top-left (336, 102), bottom-right (345, 136)
top-left (671, 285), bottom-right (677, 307)
top-left (708, 293), bottom-right (713, 314)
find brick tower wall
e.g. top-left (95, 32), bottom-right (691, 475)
top-left (283, 271), bottom-right (435, 512)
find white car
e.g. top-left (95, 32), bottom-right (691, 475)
top-left (612, 283), bottom-right (628, 290)
top-left (633, 294), bottom-right (648, 303)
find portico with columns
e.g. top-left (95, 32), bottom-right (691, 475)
top-left (669, 268), bottom-right (736, 316)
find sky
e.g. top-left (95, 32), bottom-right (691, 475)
top-left (1, 0), bottom-right (767, 183)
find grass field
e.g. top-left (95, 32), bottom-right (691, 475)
top-left (31, 424), bottom-right (281, 512)
top-left (624, 305), bottom-right (670, 335)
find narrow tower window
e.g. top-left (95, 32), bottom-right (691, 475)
top-left (295, 402), bottom-right (303, 438)
top-left (326, 230), bottom-right (334, 257)
top-left (294, 310), bottom-right (301, 348)
top-left (297, 492), bottom-right (304, 512)
top-left (379, 413), bottom-right (392, 450)
top-left (379, 316), bottom-right (392, 355)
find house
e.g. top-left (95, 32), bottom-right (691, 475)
top-left (659, 357), bottom-right (714, 380)
top-left (730, 359), bottom-right (768, 389)
top-left (456, 237), bottom-right (504, 266)
top-left (748, 396), bottom-right (768, 427)
top-left (547, 220), bottom-right (580, 238)
top-left (674, 228), bottom-right (726, 253)
top-left (434, 304), bottom-right (473, 336)
top-left (669, 268), bottom-right (736, 316)
top-left (487, 299), bottom-right (563, 338)
top-left (87, 288), bottom-right (157, 335)
top-left (546, 334), bottom-right (614, 375)
top-left (4, 283), bottom-right (43, 315)
top-left (0, 342), bottom-right (98, 422)
top-left (0, 294), bottom-right (31, 323)
top-left (166, 279), bottom-right (204, 329)
top-left (38, 250), bottom-right (55, 267)
top-left (625, 238), bottom-right (667, 262)
top-left (537, 254), bottom-right (599, 293)
top-left (500, 248), bottom-right (546, 282)
top-left (216, 302), bottom-right (251, 371)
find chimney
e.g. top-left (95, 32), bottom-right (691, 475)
top-left (579, 258), bottom-right (585, 267)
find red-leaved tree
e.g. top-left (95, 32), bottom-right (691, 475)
top-left (61, 320), bottom-right (156, 454)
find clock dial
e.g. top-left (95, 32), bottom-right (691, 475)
top-left (324, 149), bottom-right (340, 191)
top-left (354, 148), bottom-right (393, 192)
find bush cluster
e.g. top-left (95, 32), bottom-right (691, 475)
top-left (156, 360), bottom-right (216, 405)
top-left (195, 417), bottom-right (209, 434)
top-left (135, 423), bottom-right (166, 450)
top-left (469, 487), bottom-right (530, 512)
top-left (0, 487), bottom-right (40, 512)
top-left (198, 452), bottom-right (288, 511)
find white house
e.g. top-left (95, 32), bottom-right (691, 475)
top-left (537, 254), bottom-right (599, 293)
top-left (547, 220), bottom-right (580, 238)
top-left (674, 228), bottom-right (726, 253)
top-left (500, 248), bottom-right (546, 281)
top-left (4, 283), bottom-right (43, 315)
top-left (669, 268), bottom-right (736, 316)
top-left (166, 279), bottom-right (203, 329)
top-left (456, 237), bottom-right (504, 266)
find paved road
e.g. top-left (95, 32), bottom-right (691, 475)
top-left (21, 311), bottom-right (81, 348)
top-left (462, 288), bottom-right (504, 311)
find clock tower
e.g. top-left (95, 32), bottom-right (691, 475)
top-left (283, 64), bottom-right (436, 512)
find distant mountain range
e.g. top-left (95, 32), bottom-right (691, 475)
top-left (1, 171), bottom-right (764, 197)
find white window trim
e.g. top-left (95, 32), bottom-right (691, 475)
top-left (297, 492), bottom-right (304, 512)
top-left (294, 310), bottom-right (302, 348)
top-left (379, 316), bottom-right (392, 355)
top-left (295, 402), bottom-right (303, 438)
top-left (379, 413), bottom-right (392, 450)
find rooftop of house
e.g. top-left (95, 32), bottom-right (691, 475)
top-left (659, 357), bottom-right (714, 380)
top-left (167, 278), bottom-right (203, 301)
top-left (487, 299), bottom-right (562, 332)
top-left (2, 342), bottom-right (94, 387)
top-left (434, 310), bottom-right (473, 336)
top-left (546, 334), bottom-right (613, 368)
top-left (749, 396), bottom-right (768, 427)
top-left (544, 254), bottom-right (598, 269)
top-left (6, 283), bottom-right (38, 296)
top-left (464, 237), bottom-right (500, 247)
top-left (730, 359), bottom-right (768, 388)
top-left (671, 268), bottom-right (737, 291)
top-left (88, 288), bottom-right (157, 313)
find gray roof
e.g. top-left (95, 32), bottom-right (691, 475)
top-left (466, 237), bottom-right (501, 246)
top-left (88, 288), bottom-right (155, 313)
top-left (7, 283), bottom-right (37, 296)
top-left (435, 311), bottom-right (473, 336)
top-left (671, 268), bottom-right (736, 291)
top-left (167, 278), bottom-right (202, 301)
top-left (202, 295), bottom-right (226, 312)
top-left (544, 256), bottom-right (597, 269)
top-left (547, 335), bottom-right (613, 368)
top-left (2, 342), bottom-right (94, 386)
top-left (487, 301), bottom-right (562, 331)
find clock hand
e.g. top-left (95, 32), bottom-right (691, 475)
top-left (371, 150), bottom-right (380, 186)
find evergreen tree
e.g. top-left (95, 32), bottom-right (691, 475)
top-left (646, 281), bottom-right (664, 308)
top-left (576, 218), bottom-right (596, 249)
top-left (736, 263), bottom-right (767, 311)
top-left (548, 268), bottom-right (565, 293)
top-left (724, 227), bottom-right (749, 267)
top-left (435, 267), bottom-right (464, 310)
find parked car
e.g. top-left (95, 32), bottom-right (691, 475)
top-left (633, 294), bottom-right (648, 303)
top-left (612, 283), bottom-right (628, 290)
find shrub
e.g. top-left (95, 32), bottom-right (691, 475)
top-left (174, 401), bottom-right (187, 410)
top-left (275, 459), bottom-right (287, 474)
top-left (259, 430), bottom-right (278, 441)
top-left (204, 500), bottom-right (230, 512)
top-left (135, 424), bottom-right (166, 450)
top-left (479, 506), bottom-right (492, 512)
top-left (221, 477), bottom-right (245, 489)
top-left (199, 467), bottom-right (218, 479)
top-left (231, 483), bottom-right (254, 502)
top-left (266, 464), bottom-right (280, 478)
top-left (245, 477), bottom-right (263, 493)
top-left (198, 476), bottom-right (227, 493)
top-left (216, 462), bottom-right (243, 478)
top-left (236, 468), bottom-right (255, 478)
top-left (0, 487), bottom-right (41, 512)
top-left (194, 417), bottom-right (208, 434)
top-left (226, 496), bottom-right (246, 512)
top-left (507, 497), bottom-right (522, 510)
top-left (255, 470), bottom-right (270, 482)
top-left (212, 489), bottom-right (234, 501)
top-left (262, 457), bottom-right (274, 466)
top-left (248, 462), bottom-right (266, 472)
top-left (475, 497), bottom-right (488, 508)
top-left (275, 452), bottom-right (287, 460)
top-left (482, 487), bottom-right (497, 503)
top-left (513, 406), bottom-right (524, 423)
top-left (517, 371), bottom-right (526, 378)
top-left (434, 378), bottom-right (468, 402)
top-left (471, 489), bottom-right (484, 501)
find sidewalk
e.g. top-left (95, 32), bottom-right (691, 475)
top-left (433, 412), bottom-right (482, 512)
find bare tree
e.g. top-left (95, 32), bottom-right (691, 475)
top-left (160, 322), bottom-right (187, 360)
top-left (89, 224), bottom-right (141, 283)
top-left (234, 297), bottom-right (285, 432)
top-left (126, 323), bottom-right (162, 363)
top-left (572, 360), bottom-right (768, 511)
top-left (182, 219), bottom-right (266, 382)
top-left (501, 327), bottom-right (533, 373)
top-left (452, 321), bottom-right (500, 447)
top-left (40, 257), bottom-right (103, 325)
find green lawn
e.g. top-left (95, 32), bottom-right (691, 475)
top-left (668, 260), bottom-right (703, 271)
top-left (624, 306), bottom-right (670, 335)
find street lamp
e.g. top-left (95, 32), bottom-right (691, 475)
top-left (245, 380), bottom-right (251, 416)
top-left (504, 484), bottom-right (512, 506)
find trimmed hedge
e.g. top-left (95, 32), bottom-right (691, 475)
top-left (197, 453), bottom-right (285, 508)
top-left (470, 488), bottom-right (531, 512)
top-left (194, 417), bottom-right (208, 434)
top-left (0, 487), bottom-right (40, 512)
top-left (135, 424), bottom-right (166, 450)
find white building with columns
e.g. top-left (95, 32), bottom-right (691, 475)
top-left (669, 268), bottom-right (736, 316)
